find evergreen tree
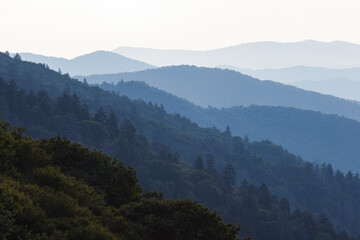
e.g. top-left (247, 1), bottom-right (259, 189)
top-left (232, 136), bottom-right (244, 154)
top-left (120, 119), bottom-right (137, 139)
top-left (13, 53), bottom-right (21, 61)
top-left (244, 135), bottom-right (249, 146)
top-left (56, 92), bottom-right (71, 114)
top-left (37, 90), bottom-right (52, 114)
top-left (107, 110), bottom-right (119, 129)
top-left (194, 155), bottom-right (204, 170)
top-left (225, 125), bottom-right (232, 136)
top-left (223, 164), bottom-right (236, 191)
top-left (258, 183), bottom-right (272, 210)
top-left (94, 106), bottom-right (107, 124)
top-left (206, 154), bottom-right (217, 178)
top-left (26, 90), bottom-right (37, 106)
top-left (346, 171), bottom-right (354, 181)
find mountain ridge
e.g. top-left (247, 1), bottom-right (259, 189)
top-left (99, 80), bottom-right (360, 172)
top-left (220, 65), bottom-right (360, 101)
top-left (80, 65), bottom-right (360, 122)
top-left (2, 52), bottom-right (360, 236)
top-left (16, 50), bottom-right (154, 76)
top-left (220, 65), bottom-right (360, 83)
top-left (113, 40), bottom-right (360, 69)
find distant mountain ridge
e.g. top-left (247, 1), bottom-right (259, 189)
top-left (220, 65), bottom-right (360, 101)
top-left (113, 40), bottom-right (360, 69)
top-left (219, 65), bottom-right (360, 83)
top-left (81, 65), bottom-right (360, 122)
top-left (290, 78), bottom-right (360, 101)
top-left (16, 51), bottom-right (154, 76)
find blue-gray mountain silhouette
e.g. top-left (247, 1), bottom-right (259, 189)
top-left (114, 40), bottom-right (360, 69)
top-left (17, 51), bottom-right (154, 76)
top-left (82, 65), bottom-right (360, 122)
top-left (99, 80), bottom-right (360, 172)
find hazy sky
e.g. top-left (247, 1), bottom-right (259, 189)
top-left (2, 0), bottom-right (360, 58)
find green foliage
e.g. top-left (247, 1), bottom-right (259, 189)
top-left (42, 136), bottom-right (142, 207)
top-left (0, 119), bottom-right (241, 239)
top-left (0, 53), bottom-right (358, 239)
top-left (119, 198), bottom-right (240, 240)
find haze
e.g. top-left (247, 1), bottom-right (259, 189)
top-left (2, 0), bottom-right (360, 58)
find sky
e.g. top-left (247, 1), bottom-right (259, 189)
top-left (1, 0), bottom-right (360, 58)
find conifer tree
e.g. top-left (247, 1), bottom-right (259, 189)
top-left (223, 164), bottom-right (236, 191)
top-left (120, 119), bottom-right (136, 139)
top-left (206, 154), bottom-right (217, 178)
top-left (194, 155), bottom-right (204, 170)
top-left (107, 110), bottom-right (119, 129)
top-left (94, 106), bottom-right (107, 124)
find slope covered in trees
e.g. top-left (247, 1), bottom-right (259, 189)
top-left (80, 65), bottom-right (360, 122)
top-left (0, 119), bottom-right (240, 240)
top-left (0, 94), bottom-right (355, 240)
top-left (99, 81), bottom-right (360, 172)
top-left (1, 52), bottom-right (360, 237)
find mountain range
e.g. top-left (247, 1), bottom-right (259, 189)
top-left (17, 41), bottom-right (360, 101)
top-left (219, 65), bottom-right (360, 83)
top-left (16, 51), bottom-right (154, 76)
top-left (113, 40), bottom-right (360, 69)
top-left (99, 80), bottom-right (360, 172)
top-left (11, 50), bottom-right (360, 171)
top-left (291, 78), bottom-right (360, 101)
top-left (2, 51), bottom-right (360, 237)
top-left (220, 65), bottom-right (360, 101)
top-left (80, 65), bottom-right (360, 122)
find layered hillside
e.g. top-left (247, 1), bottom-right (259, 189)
top-left (1, 52), bottom-right (360, 237)
top-left (80, 66), bottom-right (360, 122)
top-left (99, 81), bottom-right (360, 172)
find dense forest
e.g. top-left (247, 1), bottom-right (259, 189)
top-left (0, 52), bottom-right (360, 239)
top-left (0, 86), bottom-right (354, 240)
top-left (0, 119), bottom-right (240, 239)
top-left (99, 80), bottom-right (360, 172)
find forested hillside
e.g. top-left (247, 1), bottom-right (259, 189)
top-left (0, 89), bottom-right (354, 240)
top-left (1, 52), bottom-right (360, 238)
top-left (0, 119), bottom-right (240, 240)
top-left (80, 65), bottom-right (360, 122)
top-left (99, 81), bottom-right (360, 172)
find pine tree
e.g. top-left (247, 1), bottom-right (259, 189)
top-left (107, 110), bottom-right (119, 129)
top-left (206, 154), bottom-right (217, 178)
top-left (13, 53), bottom-right (21, 61)
top-left (225, 125), bottom-right (231, 136)
top-left (223, 164), bottom-right (236, 191)
top-left (232, 136), bottom-right (244, 154)
top-left (94, 107), bottom-right (107, 124)
top-left (120, 119), bottom-right (136, 139)
top-left (194, 155), bottom-right (204, 170)
top-left (37, 90), bottom-right (52, 114)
